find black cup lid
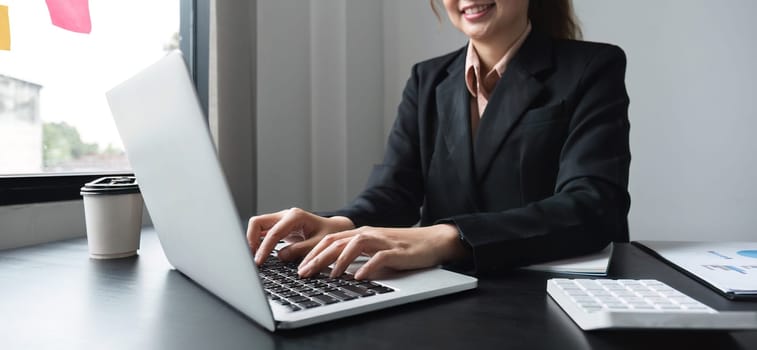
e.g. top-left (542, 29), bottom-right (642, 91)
top-left (80, 176), bottom-right (140, 195)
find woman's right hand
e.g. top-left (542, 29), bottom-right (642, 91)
top-left (246, 208), bottom-right (355, 266)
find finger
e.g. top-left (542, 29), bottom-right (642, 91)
top-left (298, 237), bottom-right (352, 277)
top-left (354, 250), bottom-right (403, 280)
top-left (299, 230), bottom-right (354, 268)
top-left (330, 232), bottom-right (389, 277)
top-left (255, 208), bottom-right (307, 265)
top-left (276, 235), bottom-right (320, 261)
top-left (281, 225), bottom-right (309, 244)
top-left (252, 230), bottom-right (269, 253)
top-left (246, 216), bottom-right (264, 249)
top-left (246, 212), bottom-right (284, 251)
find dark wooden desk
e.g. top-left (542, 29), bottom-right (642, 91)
top-left (1, 228), bottom-right (756, 350)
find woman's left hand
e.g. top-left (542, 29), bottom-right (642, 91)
top-left (297, 224), bottom-right (470, 280)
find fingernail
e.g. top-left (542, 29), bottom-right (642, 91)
top-left (298, 262), bottom-right (311, 275)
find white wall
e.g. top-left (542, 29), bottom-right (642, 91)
top-left (213, 0), bottom-right (257, 220)
top-left (257, 0), bottom-right (389, 213)
top-left (256, 1), bottom-right (312, 213)
top-left (310, 0), bottom-right (385, 211)
top-left (257, 0), bottom-right (757, 241)
top-left (574, 0), bottom-right (757, 241)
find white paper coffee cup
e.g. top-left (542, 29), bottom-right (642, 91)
top-left (81, 176), bottom-right (143, 259)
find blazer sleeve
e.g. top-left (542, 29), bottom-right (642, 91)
top-left (447, 45), bottom-right (631, 274)
top-left (328, 65), bottom-right (426, 227)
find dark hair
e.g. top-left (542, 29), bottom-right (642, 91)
top-left (430, 0), bottom-right (582, 40)
top-left (528, 0), bottom-right (582, 40)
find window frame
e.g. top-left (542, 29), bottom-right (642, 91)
top-left (0, 0), bottom-right (210, 206)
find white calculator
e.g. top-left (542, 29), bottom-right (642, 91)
top-left (547, 278), bottom-right (757, 330)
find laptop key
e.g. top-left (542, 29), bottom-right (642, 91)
top-left (357, 281), bottom-right (381, 288)
top-left (279, 291), bottom-right (299, 298)
top-left (357, 282), bottom-right (395, 294)
top-left (371, 286), bottom-right (394, 294)
top-left (341, 285), bottom-right (376, 297)
top-left (312, 294), bottom-right (339, 305)
top-left (297, 300), bottom-right (322, 309)
top-left (327, 290), bottom-right (357, 301)
top-left (270, 286), bottom-right (289, 293)
top-left (286, 295), bottom-right (309, 303)
top-left (313, 282), bottom-right (330, 288)
top-left (302, 289), bottom-right (322, 297)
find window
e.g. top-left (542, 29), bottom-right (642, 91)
top-left (0, 0), bottom-right (179, 175)
top-left (0, 0), bottom-right (209, 205)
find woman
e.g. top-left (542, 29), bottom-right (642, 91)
top-left (248, 0), bottom-right (630, 280)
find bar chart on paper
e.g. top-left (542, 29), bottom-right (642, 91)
top-left (636, 241), bottom-right (757, 300)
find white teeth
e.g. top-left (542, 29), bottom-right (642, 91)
top-left (464, 4), bottom-right (492, 15)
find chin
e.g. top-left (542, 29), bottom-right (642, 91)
top-left (462, 26), bottom-right (494, 42)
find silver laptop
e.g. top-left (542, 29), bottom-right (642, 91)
top-left (105, 51), bottom-right (477, 331)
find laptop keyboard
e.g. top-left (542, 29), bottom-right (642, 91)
top-left (260, 255), bottom-right (395, 312)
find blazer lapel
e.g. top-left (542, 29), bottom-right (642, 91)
top-left (473, 31), bottom-right (554, 181)
top-left (436, 51), bottom-right (479, 209)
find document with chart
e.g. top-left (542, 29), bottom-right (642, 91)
top-left (635, 241), bottom-right (757, 300)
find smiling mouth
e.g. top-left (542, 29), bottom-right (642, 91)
top-left (461, 3), bottom-right (496, 15)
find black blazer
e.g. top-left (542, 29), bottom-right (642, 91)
top-left (333, 31), bottom-right (631, 274)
